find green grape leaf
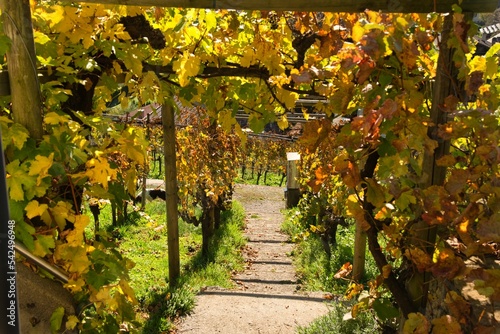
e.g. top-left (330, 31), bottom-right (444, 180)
top-left (50, 307), bottom-right (65, 334)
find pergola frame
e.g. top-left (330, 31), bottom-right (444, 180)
top-left (0, 2), bottom-right (497, 330)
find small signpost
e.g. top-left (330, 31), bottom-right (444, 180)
top-left (286, 152), bottom-right (300, 208)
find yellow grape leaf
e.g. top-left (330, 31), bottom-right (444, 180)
top-left (91, 286), bottom-right (119, 311)
top-left (382, 264), bottom-right (392, 279)
top-left (352, 23), bottom-right (365, 42)
top-left (204, 10), bottom-right (217, 31)
top-left (122, 48), bottom-right (143, 75)
top-left (240, 47), bottom-right (255, 67)
top-left (374, 204), bottom-right (394, 220)
top-left (395, 190), bottom-right (416, 211)
top-left (56, 245), bottom-right (90, 274)
top-left (85, 157), bottom-right (117, 190)
top-left (66, 215), bottom-right (90, 246)
top-left (116, 127), bottom-right (147, 164)
top-left (346, 194), bottom-right (369, 229)
top-left (334, 262), bottom-right (353, 279)
top-left (25, 200), bottom-right (49, 219)
top-left (33, 234), bottom-right (55, 257)
top-left (345, 282), bottom-right (364, 300)
top-left (94, 286), bottom-right (111, 302)
top-left (29, 153), bottom-right (54, 186)
top-left (173, 52), bottom-right (201, 87)
top-left (44, 112), bottom-right (69, 125)
top-left (218, 109), bottom-right (237, 132)
top-left (469, 56), bottom-right (486, 74)
top-left (2, 123), bottom-right (30, 150)
top-left (37, 5), bottom-right (64, 29)
top-left (6, 160), bottom-right (35, 201)
top-left (277, 89), bottom-right (298, 110)
top-left (51, 201), bottom-right (75, 231)
top-left (431, 315), bottom-right (462, 334)
top-left (119, 279), bottom-right (138, 303)
top-left (34, 31), bottom-right (51, 45)
top-left (64, 277), bottom-right (86, 293)
top-left (277, 115), bottom-right (288, 130)
top-left (65, 315), bottom-right (79, 330)
top-left (366, 178), bottom-right (386, 208)
top-left (403, 313), bottom-right (431, 334)
top-left (124, 168), bottom-right (137, 196)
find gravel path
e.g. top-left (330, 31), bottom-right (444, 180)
top-left (176, 184), bottom-right (331, 334)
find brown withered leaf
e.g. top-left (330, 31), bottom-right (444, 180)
top-left (444, 169), bottom-right (469, 196)
top-left (404, 247), bottom-right (432, 273)
top-left (291, 70), bottom-right (313, 84)
top-left (445, 291), bottom-right (470, 324)
top-left (356, 57), bottom-right (376, 84)
top-left (378, 99), bottom-right (398, 119)
top-left (298, 119), bottom-right (332, 151)
top-left (307, 166), bottom-right (329, 193)
top-left (476, 213), bottom-right (500, 243)
top-left (334, 262), bottom-right (353, 279)
top-left (453, 13), bottom-right (470, 53)
top-left (430, 248), bottom-right (465, 280)
top-left (467, 71), bottom-right (484, 96)
top-left (431, 315), bottom-right (462, 334)
top-left (403, 313), bottom-right (431, 334)
top-left (382, 264), bottom-right (392, 279)
top-left (444, 95), bottom-right (460, 113)
top-left (415, 30), bottom-right (435, 51)
top-left (318, 32), bottom-right (344, 58)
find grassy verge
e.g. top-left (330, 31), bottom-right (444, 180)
top-left (281, 210), bottom-right (379, 292)
top-left (297, 301), bottom-right (378, 334)
top-left (281, 209), bottom-right (383, 333)
top-left (234, 168), bottom-right (285, 187)
top-left (84, 199), bottom-right (246, 333)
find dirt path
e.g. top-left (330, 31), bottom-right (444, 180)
top-left (177, 184), bottom-right (331, 334)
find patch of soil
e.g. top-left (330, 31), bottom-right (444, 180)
top-left (176, 184), bottom-right (331, 333)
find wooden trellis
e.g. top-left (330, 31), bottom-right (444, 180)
top-left (0, 0), bottom-right (497, 297)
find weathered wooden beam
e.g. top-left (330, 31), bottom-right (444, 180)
top-left (73, 0), bottom-right (496, 13)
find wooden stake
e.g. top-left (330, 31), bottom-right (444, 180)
top-left (407, 12), bottom-right (460, 312)
top-left (351, 221), bottom-right (366, 281)
top-left (162, 101), bottom-right (180, 285)
top-left (0, 0), bottom-right (43, 140)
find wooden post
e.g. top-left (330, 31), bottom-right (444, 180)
top-left (0, 0), bottom-right (43, 140)
top-left (286, 152), bottom-right (300, 208)
top-left (141, 113), bottom-right (151, 211)
top-left (162, 101), bottom-right (180, 285)
top-left (407, 13), bottom-right (457, 312)
top-left (352, 221), bottom-right (366, 281)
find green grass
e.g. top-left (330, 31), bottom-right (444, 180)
top-left (297, 301), bottom-right (379, 334)
top-left (282, 212), bottom-right (378, 292)
top-left (281, 209), bottom-right (384, 333)
top-left (234, 167), bottom-right (285, 187)
top-left (84, 199), bottom-right (247, 333)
